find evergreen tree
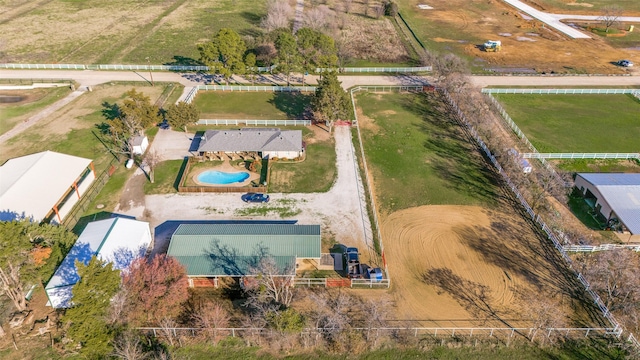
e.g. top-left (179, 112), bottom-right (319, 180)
top-left (274, 31), bottom-right (300, 86)
top-left (296, 28), bottom-right (338, 83)
top-left (164, 101), bottom-right (200, 132)
top-left (63, 256), bottom-right (121, 358)
top-left (198, 28), bottom-right (247, 84)
top-left (312, 71), bottom-right (352, 131)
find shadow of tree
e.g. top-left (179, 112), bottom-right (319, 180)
top-left (163, 55), bottom-right (204, 67)
top-left (101, 101), bottom-right (120, 121)
top-left (269, 92), bottom-right (313, 119)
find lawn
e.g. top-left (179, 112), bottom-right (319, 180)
top-left (193, 92), bottom-right (313, 120)
top-left (268, 137), bottom-right (336, 193)
top-left (494, 94), bottom-right (640, 153)
top-left (355, 92), bottom-right (500, 213)
top-left (555, 159), bottom-right (640, 173)
top-left (0, 87), bottom-right (72, 136)
top-left (144, 159), bottom-right (187, 194)
top-left (533, 0), bottom-right (640, 13)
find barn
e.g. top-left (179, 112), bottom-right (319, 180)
top-left (0, 151), bottom-right (95, 223)
top-left (166, 223), bottom-right (321, 287)
top-left (198, 128), bottom-right (304, 160)
top-left (574, 173), bottom-right (640, 239)
top-left (44, 217), bottom-right (151, 308)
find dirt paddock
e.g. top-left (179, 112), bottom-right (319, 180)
top-left (381, 204), bottom-right (591, 327)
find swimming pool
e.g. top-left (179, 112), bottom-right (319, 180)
top-left (197, 170), bottom-right (250, 185)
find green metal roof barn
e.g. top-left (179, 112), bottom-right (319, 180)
top-left (167, 224), bottom-right (321, 277)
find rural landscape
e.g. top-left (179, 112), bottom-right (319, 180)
top-left (0, 0), bottom-right (639, 359)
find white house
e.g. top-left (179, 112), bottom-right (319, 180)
top-left (0, 151), bottom-right (95, 223)
top-left (198, 128), bottom-right (304, 160)
top-left (574, 173), bottom-right (640, 238)
top-left (44, 217), bottom-right (151, 308)
top-left (131, 135), bottom-right (149, 155)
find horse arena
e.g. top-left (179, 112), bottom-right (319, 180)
top-left (381, 204), bottom-right (589, 328)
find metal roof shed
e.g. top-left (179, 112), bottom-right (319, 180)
top-left (45, 217), bottom-right (151, 308)
top-left (575, 173), bottom-right (640, 235)
top-left (167, 224), bottom-right (321, 278)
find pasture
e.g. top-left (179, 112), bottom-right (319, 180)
top-left (193, 91), bottom-right (313, 120)
top-left (533, 0), bottom-right (640, 14)
top-left (0, 87), bottom-right (72, 136)
top-left (393, 0), bottom-right (637, 73)
top-left (494, 94), bottom-right (640, 153)
top-left (355, 91), bottom-right (603, 328)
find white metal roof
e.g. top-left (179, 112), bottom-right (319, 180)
top-left (44, 217), bottom-right (151, 308)
top-left (577, 173), bottom-right (640, 234)
top-left (0, 151), bottom-right (92, 221)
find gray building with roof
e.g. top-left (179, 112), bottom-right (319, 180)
top-left (574, 173), bottom-right (640, 238)
top-left (198, 128), bottom-right (304, 160)
top-left (166, 223), bottom-right (321, 287)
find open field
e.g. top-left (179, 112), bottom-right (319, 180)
top-left (494, 93), bottom-right (640, 153)
top-left (0, 87), bottom-right (72, 136)
top-left (394, 0), bottom-right (639, 73)
top-left (356, 91), bottom-right (603, 327)
top-left (531, 0), bottom-right (640, 14)
top-left (555, 159), bottom-right (640, 173)
top-left (193, 92), bottom-right (313, 120)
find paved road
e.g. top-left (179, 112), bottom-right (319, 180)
top-left (502, 0), bottom-right (591, 39)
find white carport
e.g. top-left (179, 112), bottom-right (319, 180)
top-left (44, 217), bottom-right (151, 308)
top-left (0, 151), bottom-right (95, 223)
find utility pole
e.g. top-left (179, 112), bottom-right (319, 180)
top-left (146, 57), bottom-right (155, 86)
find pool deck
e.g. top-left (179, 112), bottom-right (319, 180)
top-left (191, 161), bottom-right (260, 187)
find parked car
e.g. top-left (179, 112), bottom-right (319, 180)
top-left (241, 193), bottom-right (270, 203)
top-left (159, 121), bottom-right (170, 129)
top-left (367, 267), bottom-right (383, 282)
top-left (617, 60), bottom-right (634, 67)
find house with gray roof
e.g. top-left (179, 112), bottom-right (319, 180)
top-left (575, 173), bottom-right (640, 239)
top-left (198, 128), bottom-right (304, 160)
top-left (166, 223), bottom-right (321, 287)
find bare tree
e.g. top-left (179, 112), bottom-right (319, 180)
top-left (245, 257), bottom-right (296, 307)
top-left (158, 317), bottom-right (179, 347)
top-left (518, 289), bottom-right (566, 344)
top-left (363, 0), bottom-right (371, 17)
top-left (111, 331), bottom-right (149, 360)
top-left (343, 0), bottom-right (352, 14)
top-left (261, 0), bottom-right (293, 32)
top-left (143, 150), bottom-right (162, 183)
top-left (107, 289), bottom-right (128, 326)
top-left (373, 4), bottom-right (385, 19)
top-left (303, 5), bottom-right (334, 31)
top-left (256, 42), bottom-right (278, 72)
top-left (599, 5), bottom-right (623, 33)
top-left (0, 262), bottom-right (27, 312)
top-left (193, 301), bottom-right (231, 342)
top-left (583, 250), bottom-right (640, 315)
top-left (362, 297), bottom-right (392, 348)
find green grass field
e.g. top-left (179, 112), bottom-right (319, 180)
top-left (534, 0), bottom-right (640, 13)
top-left (356, 92), bottom-right (500, 213)
top-left (0, 87), bottom-right (72, 136)
top-left (494, 94), bottom-right (640, 153)
top-left (193, 92), bottom-right (313, 120)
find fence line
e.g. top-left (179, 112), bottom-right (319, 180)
top-left (183, 87), bottom-right (198, 104)
top-left (292, 278), bottom-right (390, 288)
top-left (521, 153), bottom-right (640, 160)
top-left (196, 85), bottom-right (316, 92)
top-left (482, 88), bottom-right (640, 95)
top-left (0, 63), bottom-right (431, 73)
top-left (137, 326), bottom-right (617, 340)
top-left (564, 244), bottom-right (640, 252)
top-left (198, 119), bottom-right (311, 126)
top-left (440, 89), bottom-right (625, 340)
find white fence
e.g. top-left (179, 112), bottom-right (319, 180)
top-left (197, 85), bottom-right (316, 92)
top-left (138, 326), bottom-right (617, 341)
top-left (292, 278), bottom-right (390, 288)
top-left (482, 88), bottom-right (640, 95)
top-left (564, 244), bottom-right (640, 252)
top-left (441, 89), bottom-right (625, 339)
top-left (521, 153), bottom-right (640, 160)
top-left (0, 63), bottom-right (432, 73)
top-left (198, 119), bottom-right (311, 126)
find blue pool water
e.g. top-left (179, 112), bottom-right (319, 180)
top-left (197, 170), bottom-right (250, 184)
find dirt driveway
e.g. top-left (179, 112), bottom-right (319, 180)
top-left (124, 126), bottom-right (373, 261)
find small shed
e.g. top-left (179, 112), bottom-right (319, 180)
top-left (44, 217), bottom-right (151, 308)
top-left (131, 135), bottom-right (149, 155)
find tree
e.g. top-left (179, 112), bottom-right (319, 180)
top-left (583, 250), bottom-right (640, 314)
top-left (256, 42), bottom-right (278, 71)
top-left (63, 256), bottom-right (121, 358)
top-left (0, 221), bottom-right (76, 312)
top-left (192, 301), bottom-right (231, 342)
top-left (261, 0), bottom-right (293, 32)
top-left (122, 254), bottom-right (189, 326)
top-left (244, 52), bottom-right (258, 85)
top-left (296, 28), bottom-right (338, 84)
top-left (198, 28), bottom-right (247, 84)
top-left (164, 101), bottom-right (200, 132)
top-left (302, 6), bottom-right (333, 31)
top-left (245, 256), bottom-right (296, 308)
top-left (111, 331), bottom-right (149, 360)
top-left (275, 31), bottom-right (301, 86)
top-left (599, 5), bottom-right (623, 33)
top-left (312, 71), bottom-right (351, 131)
top-left (426, 52), bottom-right (470, 92)
top-left (105, 89), bottom-right (161, 160)
top-left (143, 150), bottom-right (161, 184)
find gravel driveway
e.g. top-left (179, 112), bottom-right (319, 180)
top-left (135, 126), bottom-right (372, 257)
